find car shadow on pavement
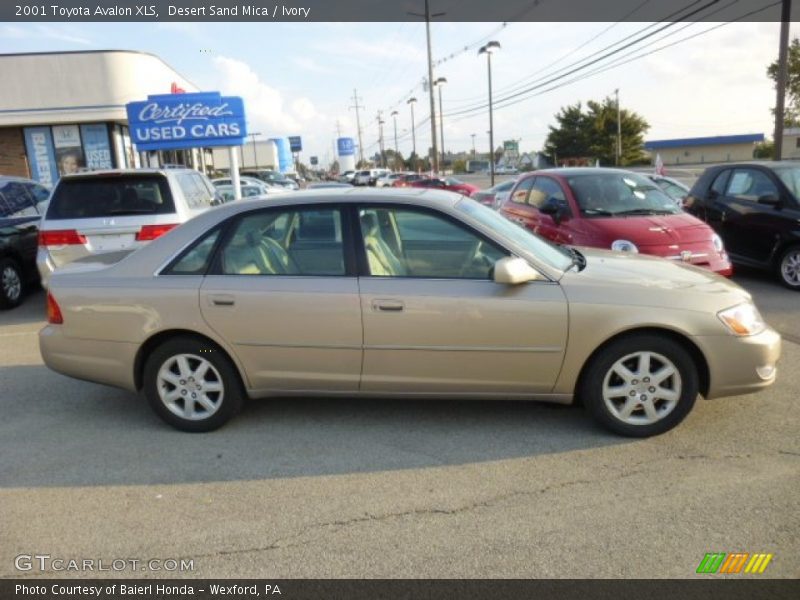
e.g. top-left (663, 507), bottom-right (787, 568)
top-left (0, 288), bottom-right (45, 327)
top-left (0, 365), bottom-right (629, 488)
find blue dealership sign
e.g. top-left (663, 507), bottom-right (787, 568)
top-left (289, 136), bottom-right (302, 152)
top-left (126, 92), bottom-right (247, 151)
top-left (337, 137), bottom-right (355, 156)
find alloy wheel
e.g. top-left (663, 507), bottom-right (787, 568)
top-left (780, 248), bottom-right (800, 287)
top-left (157, 354), bottom-right (225, 420)
top-left (601, 351), bottom-right (682, 426)
top-left (1, 265), bottom-right (21, 303)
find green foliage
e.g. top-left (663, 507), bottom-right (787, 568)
top-left (544, 97), bottom-right (650, 166)
top-left (767, 37), bottom-right (800, 127)
top-left (452, 159), bottom-right (467, 174)
top-left (753, 140), bottom-right (775, 159)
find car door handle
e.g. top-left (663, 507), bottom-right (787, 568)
top-left (373, 299), bottom-right (404, 312)
top-left (208, 294), bottom-right (235, 307)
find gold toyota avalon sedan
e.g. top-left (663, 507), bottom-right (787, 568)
top-left (39, 189), bottom-right (781, 436)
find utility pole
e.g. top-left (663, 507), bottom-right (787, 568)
top-left (615, 88), bottom-right (622, 166)
top-left (350, 89), bottom-right (365, 165)
top-left (407, 97), bottom-right (418, 163)
top-left (471, 133), bottom-right (476, 155)
top-left (409, 0), bottom-right (444, 174)
top-left (774, 0), bottom-right (792, 161)
top-left (335, 119), bottom-right (342, 138)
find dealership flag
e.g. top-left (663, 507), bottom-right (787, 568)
top-left (655, 153), bottom-right (665, 176)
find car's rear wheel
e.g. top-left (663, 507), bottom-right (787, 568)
top-left (0, 257), bottom-right (23, 309)
top-left (580, 334), bottom-right (698, 437)
top-left (777, 245), bottom-right (800, 290)
top-left (143, 337), bottom-right (243, 432)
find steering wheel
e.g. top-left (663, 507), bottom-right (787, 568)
top-left (458, 240), bottom-right (495, 277)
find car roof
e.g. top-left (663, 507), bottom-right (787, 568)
top-left (57, 168), bottom-right (195, 180)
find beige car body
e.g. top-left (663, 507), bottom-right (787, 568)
top-left (40, 189), bottom-right (780, 411)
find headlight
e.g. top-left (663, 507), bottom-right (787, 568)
top-left (718, 302), bottom-right (766, 336)
top-left (712, 233), bottom-right (724, 253)
top-left (611, 239), bottom-right (639, 253)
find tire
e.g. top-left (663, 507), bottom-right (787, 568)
top-left (0, 257), bottom-right (23, 310)
top-left (777, 245), bottom-right (800, 291)
top-left (579, 334), bottom-right (699, 437)
top-left (143, 336), bottom-right (244, 432)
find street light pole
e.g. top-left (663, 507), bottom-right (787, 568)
top-left (408, 97), bottom-right (418, 170)
top-left (479, 41), bottom-right (501, 186)
top-left (391, 110), bottom-right (399, 170)
top-left (435, 77), bottom-right (447, 172)
top-left (471, 133), bottom-right (476, 155)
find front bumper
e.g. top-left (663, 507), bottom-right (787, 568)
top-left (694, 327), bottom-right (781, 399)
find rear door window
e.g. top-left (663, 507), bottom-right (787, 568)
top-left (510, 177), bottom-right (535, 204)
top-left (47, 175), bottom-right (175, 220)
top-left (0, 180), bottom-right (37, 218)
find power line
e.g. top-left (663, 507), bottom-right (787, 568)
top-left (443, 0), bottom-right (723, 120)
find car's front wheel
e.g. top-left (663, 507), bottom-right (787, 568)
top-left (143, 337), bottom-right (244, 432)
top-left (0, 257), bottom-right (23, 309)
top-left (777, 245), bottom-right (800, 290)
top-left (580, 334), bottom-right (699, 437)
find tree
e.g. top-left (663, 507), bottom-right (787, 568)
top-left (753, 140), bottom-right (775, 159)
top-left (452, 159), bottom-right (467, 174)
top-left (544, 103), bottom-right (593, 160)
top-left (544, 98), bottom-right (650, 166)
top-left (767, 37), bottom-right (800, 127)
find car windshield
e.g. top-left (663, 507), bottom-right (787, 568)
top-left (567, 172), bottom-right (680, 217)
top-left (774, 166), bottom-right (800, 198)
top-left (456, 198), bottom-right (573, 272)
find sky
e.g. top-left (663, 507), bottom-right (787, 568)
top-left (0, 18), bottom-right (790, 166)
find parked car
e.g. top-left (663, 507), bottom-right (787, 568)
top-left (306, 182), bottom-right (353, 189)
top-left (37, 168), bottom-right (218, 288)
top-left (211, 176), bottom-right (281, 195)
top-left (40, 190), bottom-right (780, 437)
top-left (375, 172), bottom-right (410, 188)
top-left (339, 171), bottom-right (356, 184)
top-left (684, 162), bottom-right (800, 289)
top-left (240, 170), bottom-right (299, 191)
top-left (472, 179), bottom-right (517, 208)
top-left (407, 177), bottom-right (480, 197)
top-left (496, 165), bottom-right (519, 175)
top-left (214, 184), bottom-right (269, 202)
top-left (369, 168), bottom-right (391, 185)
top-left (391, 173), bottom-right (429, 187)
top-left (353, 170), bottom-right (373, 186)
top-left (0, 176), bottom-right (50, 308)
top-left (499, 168), bottom-right (732, 276)
top-left (647, 174), bottom-right (691, 206)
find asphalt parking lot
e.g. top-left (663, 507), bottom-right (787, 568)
top-left (1, 271), bottom-right (798, 579)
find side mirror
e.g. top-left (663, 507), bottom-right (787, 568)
top-left (493, 257), bottom-right (540, 285)
top-left (758, 193), bottom-right (782, 207)
top-left (540, 197), bottom-right (569, 225)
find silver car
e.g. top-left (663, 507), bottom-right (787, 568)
top-left (40, 190), bottom-right (780, 436)
top-left (37, 168), bottom-right (217, 287)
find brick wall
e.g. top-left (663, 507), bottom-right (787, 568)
top-left (0, 127), bottom-right (29, 178)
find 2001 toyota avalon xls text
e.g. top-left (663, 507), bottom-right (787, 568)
top-left (39, 189), bottom-right (781, 437)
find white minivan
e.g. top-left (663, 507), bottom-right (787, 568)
top-left (37, 168), bottom-right (219, 287)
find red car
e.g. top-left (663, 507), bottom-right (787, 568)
top-left (499, 168), bottom-right (733, 276)
top-left (391, 174), bottom-right (429, 187)
top-left (407, 176), bottom-right (479, 197)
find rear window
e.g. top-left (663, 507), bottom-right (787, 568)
top-left (47, 176), bottom-right (175, 220)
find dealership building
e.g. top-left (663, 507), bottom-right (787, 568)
top-left (643, 133), bottom-right (765, 166)
top-left (0, 50), bottom-right (211, 187)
